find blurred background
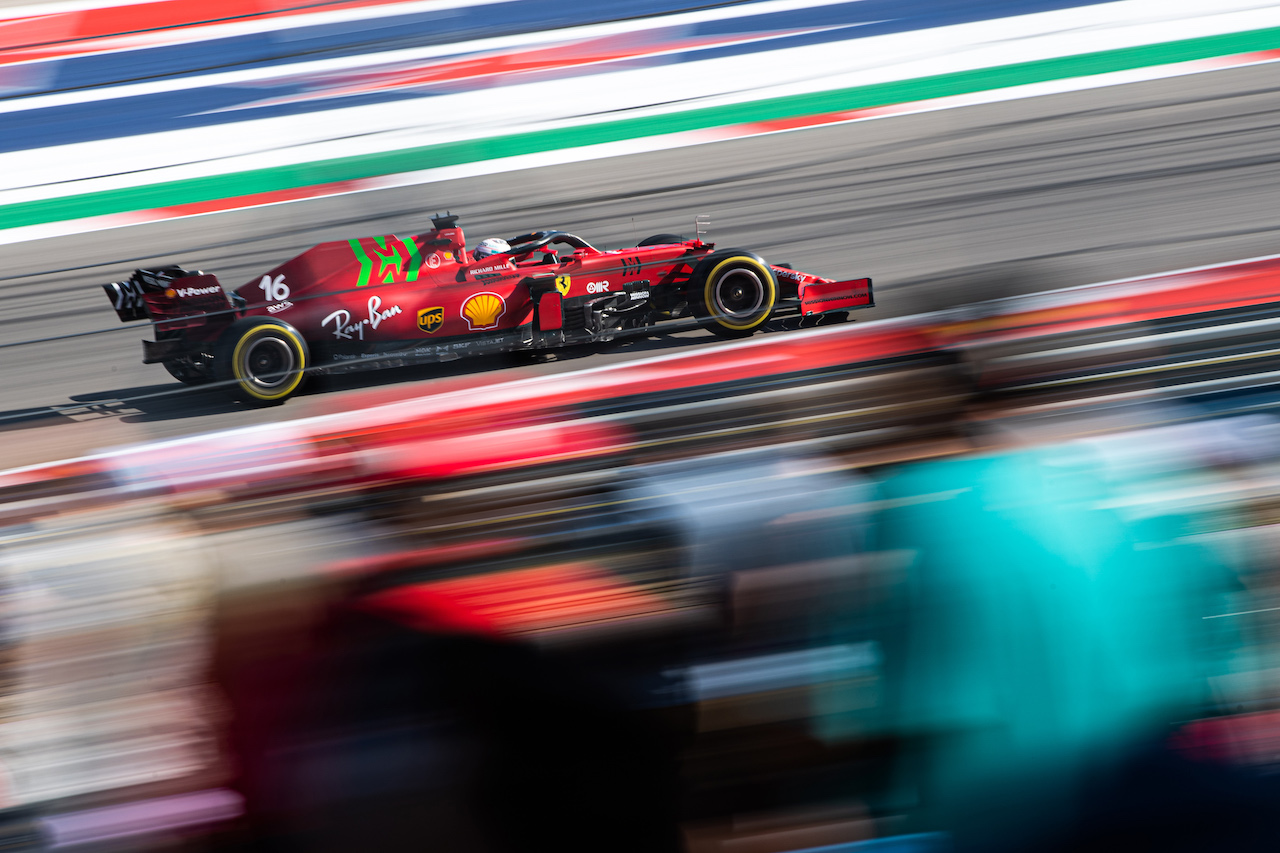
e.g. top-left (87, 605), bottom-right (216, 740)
top-left (2, 0), bottom-right (1280, 850)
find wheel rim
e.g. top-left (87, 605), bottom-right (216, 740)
top-left (241, 335), bottom-right (295, 390)
top-left (714, 268), bottom-right (765, 319)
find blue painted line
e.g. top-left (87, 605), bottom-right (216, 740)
top-left (39, 0), bottom-right (1116, 95)
top-left (0, 0), bottom-right (1124, 155)
top-left (23, 0), bottom-right (751, 95)
top-left (695, 0), bottom-right (1112, 37)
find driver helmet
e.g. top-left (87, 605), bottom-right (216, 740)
top-left (472, 237), bottom-right (510, 261)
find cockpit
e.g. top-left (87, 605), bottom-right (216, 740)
top-left (494, 231), bottom-right (601, 266)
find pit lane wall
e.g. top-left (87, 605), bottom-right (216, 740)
top-left (1, 0), bottom-right (1279, 243)
top-left (3, 256), bottom-right (1280, 842)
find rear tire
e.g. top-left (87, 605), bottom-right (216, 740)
top-left (694, 254), bottom-right (777, 338)
top-left (215, 317), bottom-right (309, 405)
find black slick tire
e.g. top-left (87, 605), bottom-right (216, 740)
top-left (215, 317), bottom-right (310, 405)
top-left (694, 253), bottom-right (778, 338)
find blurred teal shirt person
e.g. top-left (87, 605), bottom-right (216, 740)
top-left (819, 440), bottom-right (1238, 849)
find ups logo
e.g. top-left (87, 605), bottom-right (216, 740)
top-left (417, 306), bottom-right (444, 334)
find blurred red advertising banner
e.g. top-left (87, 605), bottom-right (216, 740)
top-left (356, 562), bottom-right (671, 637)
top-left (930, 255), bottom-right (1280, 344)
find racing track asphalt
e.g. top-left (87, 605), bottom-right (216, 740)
top-left (2, 61), bottom-right (1280, 469)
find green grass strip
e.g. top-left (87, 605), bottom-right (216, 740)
top-left (3, 25), bottom-right (1279, 231)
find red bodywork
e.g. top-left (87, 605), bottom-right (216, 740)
top-left (103, 215), bottom-right (873, 395)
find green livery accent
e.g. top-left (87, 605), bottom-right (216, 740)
top-left (4, 26), bottom-right (1280, 232)
top-left (350, 235), bottom-right (418, 285)
top-left (370, 236), bottom-right (405, 284)
top-left (349, 238), bottom-right (374, 287)
top-left (403, 235), bottom-right (423, 282)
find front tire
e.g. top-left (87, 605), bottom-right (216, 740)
top-left (215, 317), bottom-right (309, 405)
top-left (695, 254), bottom-right (777, 338)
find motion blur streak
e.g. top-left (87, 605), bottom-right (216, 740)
top-left (4, 0), bottom-right (1280, 848)
top-left (2, 0), bottom-right (1279, 240)
top-left (4, 252), bottom-right (1280, 849)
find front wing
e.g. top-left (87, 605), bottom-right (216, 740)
top-left (799, 278), bottom-right (874, 315)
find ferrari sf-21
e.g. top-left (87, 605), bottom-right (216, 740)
top-left (103, 215), bottom-right (874, 404)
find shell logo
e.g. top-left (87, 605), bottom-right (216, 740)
top-left (461, 292), bottom-right (506, 330)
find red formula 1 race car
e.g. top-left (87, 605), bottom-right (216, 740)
top-left (103, 214), bottom-right (873, 404)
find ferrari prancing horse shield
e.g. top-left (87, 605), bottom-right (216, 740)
top-left (417, 306), bottom-right (444, 334)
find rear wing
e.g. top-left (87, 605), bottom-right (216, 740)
top-left (103, 266), bottom-right (235, 325)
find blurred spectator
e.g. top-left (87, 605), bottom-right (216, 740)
top-left (237, 597), bottom-right (683, 853)
top-left (816, 434), bottom-right (1280, 851)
